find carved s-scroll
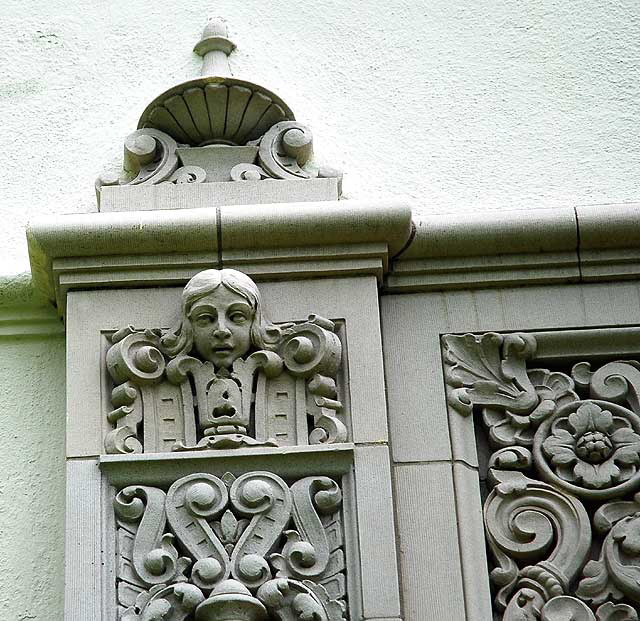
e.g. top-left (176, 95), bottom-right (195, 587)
top-left (278, 316), bottom-right (347, 445)
top-left (485, 468), bottom-right (591, 615)
top-left (106, 328), bottom-right (167, 454)
top-left (230, 472), bottom-right (293, 589)
top-left (166, 474), bottom-right (230, 590)
top-left (115, 486), bottom-right (189, 586)
top-left (272, 477), bottom-right (343, 581)
top-left (573, 361), bottom-right (640, 416)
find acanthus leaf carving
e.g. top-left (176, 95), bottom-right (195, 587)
top-left (443, 333), bottom-right (564, 448)
top-left (576, 493), bottom-right (640, 607)
top-left (447, 328), bottom-right (640, 617)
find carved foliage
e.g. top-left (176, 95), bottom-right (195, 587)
top-left (444, 331), bottom-right (640, 618)
top-left (115, 472), bottom-right (346, 621)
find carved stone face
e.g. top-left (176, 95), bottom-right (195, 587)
top-left (188, 287), bottom-right (254, 368)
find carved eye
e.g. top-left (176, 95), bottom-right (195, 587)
top-left (229, 312), bottom-right (248, 324)
top-left (194, 313), bottom-right (215, 326)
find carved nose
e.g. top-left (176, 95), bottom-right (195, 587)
top-left (214, 325), bottom-right (231, 339)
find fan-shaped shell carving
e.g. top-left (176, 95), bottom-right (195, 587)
top-left (138, 77), bottom-right (294, 146)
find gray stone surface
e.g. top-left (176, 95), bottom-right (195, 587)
top-left (27, 199), bottom-right (412, 313)
top-left (451, 462), bottom-right (492, 621)
top-left (393, 462), bottom-right (466, 621)
top-left (100, 178), bottom-right (340, 212)
top-left (353, 445), bottom-right (401, 619)
top-left (65, 459), bottom-right (105, 621)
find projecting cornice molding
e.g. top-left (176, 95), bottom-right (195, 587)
top-left (25, 201), bottom-right (640, 315)
top-left (26, 198), bottom-right (413, 315)
top-left (386, 202), bottom-right (640, 292)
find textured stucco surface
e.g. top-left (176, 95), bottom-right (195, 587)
top-left (0, 334), bottom-right (65, 620)
top-left (1, 1), bottom-right (640, 274)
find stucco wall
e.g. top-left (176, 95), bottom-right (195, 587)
top-left (0, 332), bottom-right (65, 620)
top-left (2, 0), bottom-right (640, 274)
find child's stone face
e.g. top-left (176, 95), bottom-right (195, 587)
top-left (188, 286), bottom-right (253, 368)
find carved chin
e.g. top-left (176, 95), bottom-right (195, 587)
top-left (210, 352), bottom-right (236, 368)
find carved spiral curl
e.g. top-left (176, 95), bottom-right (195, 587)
top-left (277, 477), bottom-right (342, 580)
top-left (114, 486), bottom-right (147, 522)
top-left (236, 554), bottom-right (272, 590)
top-left (168, 165), bottom-right (207, 184)
top-left (104, 425), bottom-right (143, 455)
top-left (258, 121), bottom-right (314, 180)
top-left (166, 474), bottom-right (230, 590)
top-left (107, 332), bottom-right (166, 385)
top-left (184, 480), bottom-right (228, 519)
top-left (123, 128), bottom-right (179, 185)
top-left (230, 163), bottom-right (269, 181)
top-left (114, 486), bottom-right (181, 585)
top-left (485, 471), bottom-right (591, 609)
top-left (573, 361), bottom-right (640, 413)
top-left (280, 324), bottom-right (341, 378)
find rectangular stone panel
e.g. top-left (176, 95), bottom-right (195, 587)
top-left (353, 445), bottom-right (401, 619)
top-left (393, 462), bottom-right (466, 621)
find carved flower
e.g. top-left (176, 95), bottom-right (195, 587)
top-left (543, 402), bottom-right (640, 489)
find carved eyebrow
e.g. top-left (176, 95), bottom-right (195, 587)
top-left (227, 302), bottom-right (253, 313)
top-left (188, 303), bottom-right (218, 317)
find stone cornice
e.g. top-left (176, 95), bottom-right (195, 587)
top-left (0, 274), bottom-right (63, 337)
top-left (386, 202), bottom-right (640, 292)
top-left (26, 198), bottom-right (412, 314)
top-left (26, 200), bottom-right (640, 313)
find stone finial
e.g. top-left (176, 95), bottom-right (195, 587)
top-left (193, 17), bottom-right (236, 78)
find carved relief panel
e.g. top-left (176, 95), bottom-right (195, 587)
top-left (104, 269), bottom-right (347, 455)
top-left (115, 472), bottom-right (346, 621)
top-left (90, 269), bottom-right (361, 621)
top-left (443, 330), bottom-right (640, 621)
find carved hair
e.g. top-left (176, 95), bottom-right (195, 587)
top-left (160, 268), bottom-right (281, 357)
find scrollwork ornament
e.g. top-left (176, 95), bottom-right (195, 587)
top-left (167, 165), bottom-right (207, 184)
top-left (573, 360), bottom-right (640, 414)
top-left (485, 469), bottom-right (591, 615)
top-left (272, 477), bottom-right (342, 580)
top-left (258, 121), bottom-right (314, 180)
top-left (107, 328), bottom-right (166, 386)
top-left (230, 472), bottom-right (293, 589)
top-left (257, 579), bottom-right (345, 621)
top-left (230, 163), bottom-right (269, 181)
top-left (279, 318), bottom-right (341, 379)
top-left (98, 129), bottom-right (180, 198)
top-left (576, 492), bottom-right (640, 608)
top-left (114, 486), bottom-right (189, 586)
top-left (126, 583), bottom-right (205, 621)
top-left (166, 474), bottom-right (230, 590)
